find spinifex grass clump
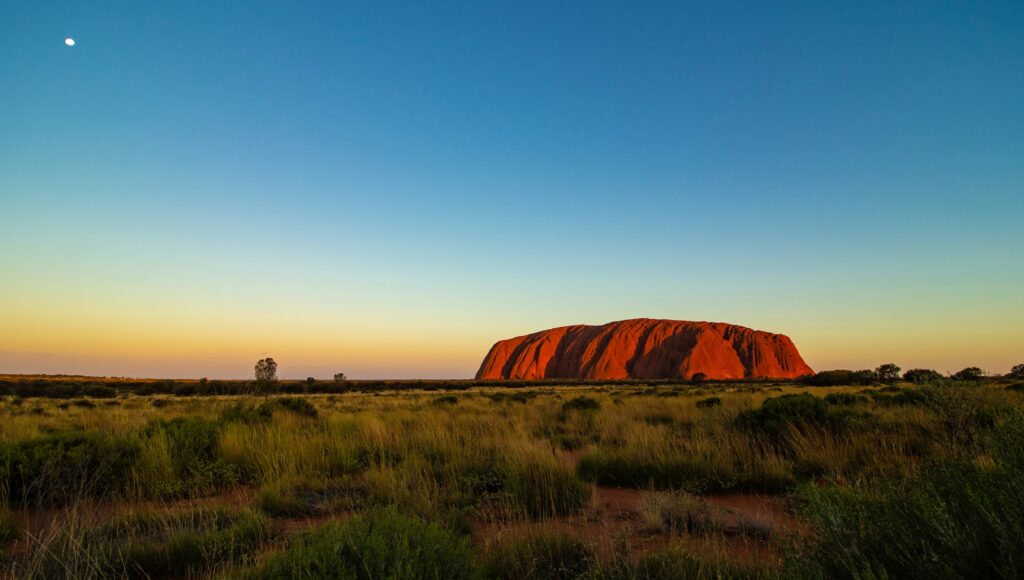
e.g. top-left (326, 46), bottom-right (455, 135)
top-left (561, 396), bottom-right (601, 413)
top-left (695, 396), bottom-right (722, 409)
top-left (132, 417), bottom-right (242, 498)
top-left (823, 392), bottom-right (869, 406)
top-left (482, 528), bottom-right (597, 580)
top-left (257, 477), bottom-right (361, 518)
top-left (18, 507), bottom-right (269, 579)
top-left (790, 409), bottom-right (1024, 579)
top-left (249, 508), bottom-right (476, 580)
top-left (736, 393), bottom-right (869, 436)
top-left (577, 435), bottom-right (796, 494)
top-left (501, 446), bottom-right (592, 519)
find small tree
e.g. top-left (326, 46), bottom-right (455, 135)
top-left (1010, 364), bottom-right (1024, 379)
top-left (875, 363), bottom-right (901, 383)
top-left (953, 367), bottom-right (984, 381)
top-left (306, 377), bottom-right (316, 385)
top-left (334, 373), bottom-right (347, 382)
top-left (255, 357), bottom-right (278, 391)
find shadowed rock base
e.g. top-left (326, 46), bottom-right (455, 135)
top-left (476, 318), bottom-right (813, 380)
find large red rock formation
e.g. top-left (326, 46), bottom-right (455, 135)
top-left (476, 318), bottom-right (813, 380)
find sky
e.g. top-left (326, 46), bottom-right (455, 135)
top-left (1, 1), bottom-right (1022, 379)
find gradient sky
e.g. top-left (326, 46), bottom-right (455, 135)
top-left (2, 1), bottom-right (1022, 379)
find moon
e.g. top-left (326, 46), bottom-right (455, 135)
top-left (65, 38), bottom-right (75, 46)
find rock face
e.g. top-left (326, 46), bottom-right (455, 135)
top-left (476, 318), bottom-right (813, 381)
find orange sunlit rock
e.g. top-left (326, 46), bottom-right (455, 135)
top-left (476, 318), bottom-right (813, 380)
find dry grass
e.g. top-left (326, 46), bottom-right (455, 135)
top-left (1, 382), bottom-right (1020, 578)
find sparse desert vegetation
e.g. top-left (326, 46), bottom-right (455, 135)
top-left (1, 375), bottom-right (1023, 578)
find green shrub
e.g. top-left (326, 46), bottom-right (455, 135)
top-left (260, 397), bottom-right (319, 419)
top-left (487, 392), bottom-right (532, 404)
top-left (218, 397), bottom-right (319, 424)
top-left (139, 417), bottom-right (240, 496)
top-left (788, 410), bottom-right (1024, 579)
top-left (258, 486), bottom-right (317, 519)
top-left (219, 402), bottom-right (268, 423)
top-left (824, 392), bottom-right (868, 406)
top-left (250, 509), bottom-right (476, 579)
top-left (28, 508), bottom-right (270, 579)
top-left (1, 431), bottom-right (139, 505)
top-left (482, 529), bottom-right (595, 580)
top-left (432, 395), bottom-right (459, 406)
top-left (695, 396), bottom-right (721, 409)
top-left (577, 450), bottom-right (795, 494)
top-left (903, 368), bottom-right (943, 384)
top-left (736, 394), bottom-right (833, 435)
top-left (561, 396), bottom-right (600, 413)
top-left (1008, 383), bottom-right (1024, 393)
top-left (952, 367), bottom-right (985, 381)
top-left (871, 387), bottom-right (933, 407)
top-left (115, 512), bottom-right (268, 577)
top-left (802, 370), bottom-right (876, 386)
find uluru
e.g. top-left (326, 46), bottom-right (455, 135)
top-left (476, 318), bottom-right (813, 381)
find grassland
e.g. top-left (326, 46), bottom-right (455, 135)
top-left (1, 377), bottom-right (1023, 578)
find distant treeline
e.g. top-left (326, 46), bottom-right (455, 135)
top-left (799, 366), bottom-right (995, 386)
top-left (0, 368), bottom-right (1012, 399)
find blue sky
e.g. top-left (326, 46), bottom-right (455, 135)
top-left (2, 1), bottom-right (1022, 378)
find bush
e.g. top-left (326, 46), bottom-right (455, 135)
top-left (577, 449), bottom-right (795, 494)
top-left (788, 410), bottom-right (1024, 579)
top-left (257, 483), bottom-right (319, 518)
top-left (138, 418), bottom-right (240, 496)
top-left (824, 392), bottom-right (868, 406)
top-left (260, 397), bottom-right (319, 419)
top-left (1, 431), bottom-right (139, 505)
top-left (487, 392), bottom-right (533, 404)
top-left (432, 395), bottom-right (459, 406)
top-left (250, 509), bottom-right (476, 580)
top-left (953, 367), bottom-right (985, 381)
top-left (903, 368), bottom-right (943, 384)
top-left (802, 370), bottom-right (876, 387)
top-left (695, 397), bottom-right (721, 409)
top-left (736, 394), bottom-right (831, 434)
top-left (29, 508), bottom-right (269, 578)
top-left (561, 396), bottom-right (600, 413)
top-left (482, 529), bottom-right (595, 580)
